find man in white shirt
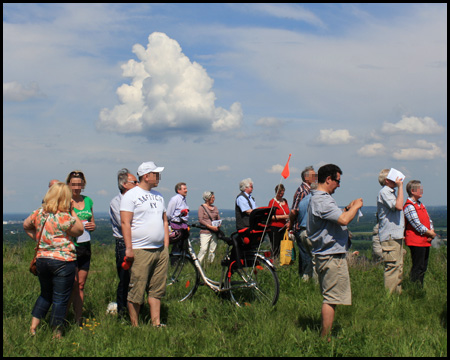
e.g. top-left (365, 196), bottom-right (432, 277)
top-left (120, 161), bottom-right (169, 327)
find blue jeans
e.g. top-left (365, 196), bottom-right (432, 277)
top-left (115, 238), bottom-right (130, 316)
top-left (31, 258), bottom-right (76, 328)
top-left (294, 231), bottom-right (312, 277)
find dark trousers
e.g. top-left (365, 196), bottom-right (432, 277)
top-left (269, 226), bottom-right (284, 258)
top-left (408, 246), bottom-right (430, 286)
top-left (115, 238), bottom-right (130, 316)
top-left (32, 258), bottom-right (76, 328)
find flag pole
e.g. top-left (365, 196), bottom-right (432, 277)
top-left (253, 154), bottom-right (292, 268)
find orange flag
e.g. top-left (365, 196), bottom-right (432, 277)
top-left (281, 154), bottom-right (291, 179)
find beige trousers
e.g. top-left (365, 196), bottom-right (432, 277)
top-left (381, 238), bottom-right (404, 294)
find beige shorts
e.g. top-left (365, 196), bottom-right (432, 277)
top-left (315, 253), bottom-right (351, 305)
top-left (127, 247), bottom-right (169, 305)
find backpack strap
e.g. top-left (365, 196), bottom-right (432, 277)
top-left (237, 192), bottom-right (253, 210)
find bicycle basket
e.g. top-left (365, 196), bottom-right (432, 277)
top-left (169, 227), bottom-right (189, 244)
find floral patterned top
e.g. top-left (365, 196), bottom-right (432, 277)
top-left (30, 208), bottom-right (77, 262)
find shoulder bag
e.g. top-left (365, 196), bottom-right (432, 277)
top-left (279, 229), bottom-right (294, 266)
top-left (29, 214), bottom-right (49, 276)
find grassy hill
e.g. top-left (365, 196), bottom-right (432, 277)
top-left (2, 239), bottom-right (447, 357)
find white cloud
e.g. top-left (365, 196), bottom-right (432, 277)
top-left (249, 3), bottom-right (325, 28)
top-left (392, 140), bottom-right (444, 160)
top-left (316, 129), bottom-right (355, 145)
top-left (97, 32), bottom-right (243, 138)
top-left (267, 164), bottom-right (284, 174)
top-left (357, 143), bottom-right (386, 157)
top-left (381, 115), bottom-right (444, 134)
top-left (267, 164), bottom-right (299, 175)
top-left (3, 81), bottom-right (46, 102)
top-left (210, 165), bottom-right (231, 172)
top-left (256, 117), bottom-right (285, 128)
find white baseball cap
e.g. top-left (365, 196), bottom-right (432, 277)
top-left (137, 161), bottom-right (164, 176)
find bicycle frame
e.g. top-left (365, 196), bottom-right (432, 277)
top-left (174, 236), bottom-right (230, 294)
top-left (173, 235), bottom-right (276, 295)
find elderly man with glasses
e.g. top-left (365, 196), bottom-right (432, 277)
top-left (109, 168), bottom-right (139, 317)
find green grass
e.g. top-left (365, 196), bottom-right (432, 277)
top-left (3, 241), bottom-right (447, 357)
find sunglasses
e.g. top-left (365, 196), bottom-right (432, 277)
top-left (69, 171), bottom-right (84, 178)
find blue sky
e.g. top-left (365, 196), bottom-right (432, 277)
top-left (3, 3), bottom-right (447, 214)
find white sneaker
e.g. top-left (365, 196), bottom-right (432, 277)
top-left (106, 302), bottom-right (118, 315)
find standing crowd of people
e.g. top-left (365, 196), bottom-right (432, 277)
top-left (23, 161), bottom-right (437, 339)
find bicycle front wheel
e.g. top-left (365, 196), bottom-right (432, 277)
top-left (166, 254), bottom-right (199, 302)
top-left (225, 255), bottom-right (279, 307)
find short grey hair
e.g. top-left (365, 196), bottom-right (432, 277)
top-left (118, 168), bottom-right (131, 193)
top-left (202, 191), bottom-right (214, 202)
top-left (406, 180), bottom-right (421, 197)
top-left (301, 166), bottom-right (314, 182)
top-left (239, 178), bottom-right (253, 192)
top-left (378, 169), bottom-right (390, 186)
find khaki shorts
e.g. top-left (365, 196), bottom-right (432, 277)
top-left (315, 253), bottom-right (351, 305)
top-left (127, 247), bottom-right (169, 305)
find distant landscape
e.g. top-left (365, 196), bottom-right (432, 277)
top-left (3, 206), bottom-right (447, 251)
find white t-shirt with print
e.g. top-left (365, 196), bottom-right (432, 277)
top-left (120, 186), bottom-right (166, 249)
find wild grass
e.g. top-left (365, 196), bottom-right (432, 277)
top-left (3, 240), bottom-right (447, 357)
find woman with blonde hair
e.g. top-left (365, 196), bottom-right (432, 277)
top-left (23, 182), bottom-right (83, 338)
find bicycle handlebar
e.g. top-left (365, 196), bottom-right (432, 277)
top-left (190, 223), bottom-right (233, 245)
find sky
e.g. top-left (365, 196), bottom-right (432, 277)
top-left (3, 3), bottom-right (447, 214)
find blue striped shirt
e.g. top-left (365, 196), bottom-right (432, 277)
top-left (377, 186), bottom-right (405, 242)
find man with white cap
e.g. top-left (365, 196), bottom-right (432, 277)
top-left (120, 161), bottom-right (169, 327)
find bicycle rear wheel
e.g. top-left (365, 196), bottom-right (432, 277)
top-left (166, 254), bottom-right (199, 302)
top-left (225, 255), bottom-right (279, 307)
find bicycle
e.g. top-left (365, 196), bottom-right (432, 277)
top-left (166, 207), bottom-right (280, 307)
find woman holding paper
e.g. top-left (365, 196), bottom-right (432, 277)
top-left (198, 191), bottom-right (221, 264)
top-left (66, 170), bottom-right (96, 326)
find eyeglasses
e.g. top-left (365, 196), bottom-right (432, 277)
top-left (127, 181), bottom-right (139, 185)
top-left (332, 178), bottom-right (341, 185)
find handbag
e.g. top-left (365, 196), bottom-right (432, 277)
top-left (29, 214), bottom-right (49, 276)
top-left (279, 229), bottom-right (294, 266)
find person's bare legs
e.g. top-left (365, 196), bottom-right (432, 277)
top-left (321, 303), bottom-right (336, 339)
top-left (30, 316), bottom-right (40, 335)
top-left (73, 269), bottom-right (89, 326)
top-left (128, 301), bottom-right (141, 327)
top-left (148, 297), bottom-right (162, 326)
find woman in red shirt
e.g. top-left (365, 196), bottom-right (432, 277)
top-left (268, 184), bottom-right (290, 259)
top-left (403, 180), bottom-right (436, 287)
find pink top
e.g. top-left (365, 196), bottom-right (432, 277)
top-left (30, 208), bottom-right (77, 262)
top-left (198, 204), bottom-right (220, 234)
